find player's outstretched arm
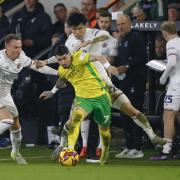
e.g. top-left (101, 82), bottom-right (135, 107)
top-left (39, 77), bottom-right (67, 100)
top-left (75, 35), bottom-right (110, 51)
top-left (89, 54), bottom-right (119, 76)
top-left (33, 56), bottom-right (58, 69)
top-left (30, 60), bottom-right (58, 75)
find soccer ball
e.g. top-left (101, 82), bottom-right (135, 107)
top-left (59, 147), bottom-right (79, 166)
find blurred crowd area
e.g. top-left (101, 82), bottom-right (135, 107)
top-left (0, 0), bottom-right (180, 154)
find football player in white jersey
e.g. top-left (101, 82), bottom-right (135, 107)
top-left (36, 13), bottom-right (168, 162)
top-left (151, 21), bottom-right (180, 160)
top-left (0, 34), bottom-right (57, 164)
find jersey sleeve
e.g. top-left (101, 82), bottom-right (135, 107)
top-left (74, 50), bottom-right (90, 65)
top-left (166, 40), bottom-right (178, 58)
top-left (109, 37), bottom-right (118, 56)
top-left (65, 35), bottom-right (76, 53)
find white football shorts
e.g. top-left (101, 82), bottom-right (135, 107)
top-left (0, 93), bottom-right (19, 118)
top-left (164, 83), bottom-right (180, 111)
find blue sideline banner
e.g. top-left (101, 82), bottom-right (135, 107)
top-left (111, 21), bottom-right (180, 32)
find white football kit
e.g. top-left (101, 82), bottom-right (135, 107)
top-left (65, 28), bottom-right (129, 109)
top-left (0, 50), bottom-right (32, 117)
top-left (65, 28), bottom-right (115, 88)
top-left (163, 37), bottom-right (180, 111)
top-left (101, 36), bottom-right (118, 58)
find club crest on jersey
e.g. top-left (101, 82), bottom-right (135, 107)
top-left (80, 53), bottom-right (86, 60)
top-left (102, 42), bottom-right (107, 47)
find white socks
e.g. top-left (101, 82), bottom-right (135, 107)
top-left (132, 118), bottom-right (156, 140)
top-left (0, 119), bottom-right (13, 135)
top-left (59, 135), bottom-right (67, 147)
top-left (144, 127), bottom-right (156, 140)
top-left (81, 120), bottom-right (90, 147)
top-left (97, 134), bottom-right (103, 149)
top-left (10, 128), bottom-right (22, 154)
top-left (162, 139), bottom-right (172, 154)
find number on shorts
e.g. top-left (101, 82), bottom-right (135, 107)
top-left (164, 95), bottom-right (173, 103)
top-left (104, 115), bottom-right (109, 123)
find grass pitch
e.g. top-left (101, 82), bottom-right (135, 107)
top-left (0, 146), bottom-right (180, 180)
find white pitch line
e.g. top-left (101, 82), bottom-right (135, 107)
top-left (0, 155), bottom-right (49, 162)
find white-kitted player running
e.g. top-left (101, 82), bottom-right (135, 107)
top-left (0, 34), bottom-right (57, 164)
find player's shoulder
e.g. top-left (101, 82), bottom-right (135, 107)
top-left (0, 49), bottom-right (7, 62)
top-left (87, 28), bottom-right (109, 36)
top-left (167, 37), bottom-right (180, 51)
top-left (65, 34), bottom-right (78, 47)
top-left (66, 33), bottom-right (76, 41)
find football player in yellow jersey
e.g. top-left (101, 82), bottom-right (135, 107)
top-left (39, 44), bottom-right (119, 165)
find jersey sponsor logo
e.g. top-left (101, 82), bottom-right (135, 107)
top-left (66, 65), bottom-right (80, 79)
top-left (0, 68), bottom-right (18, 84)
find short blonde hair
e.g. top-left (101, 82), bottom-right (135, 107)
top-left (160, 21), bottom-right (177, 34)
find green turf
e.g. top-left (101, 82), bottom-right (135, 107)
top-left (0, 146), bottom-right (180, 180)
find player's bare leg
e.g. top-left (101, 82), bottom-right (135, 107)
top-left (0, 108), bottom-right (27, 164)
top-left (162, 110), bottom-right (176, 153)
top-left (111, 89), bottom-right (168, 145)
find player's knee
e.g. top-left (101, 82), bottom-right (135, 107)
top-left (112, 93), bottom-right (130, 110)
top-left (0, 119), bottom-right (14, 135)
top-left (72, 109), bottom-right (85, 123)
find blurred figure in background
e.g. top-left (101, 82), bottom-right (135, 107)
top-left (81, 0), bottom-right (97, 28)
top-left (53, 3), bottom-right (67, 35)
top-left (111, 0), bottom-right (125, 12)
top-left (0, 6), bottom-right (9, 48)
top-left (10, 0), bottom-right (53, 58)
top-left (114, 14), bottom-right (147, 159)
top-left (167, 3), bottom-right (180, 21)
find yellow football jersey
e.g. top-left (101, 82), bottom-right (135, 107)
top-left (58, 50), bottom-right (107, 98)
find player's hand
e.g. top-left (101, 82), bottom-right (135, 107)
top-left (33, 60), bottom-right (47, 69)
top-left (106, 66), bottom-right (119, 76)
top-left (118, 66), bottom-right (128, 74)
top-left (159, 76), bottom-right (167, 85)
top-left (39, 91), bottom-right (53, 100)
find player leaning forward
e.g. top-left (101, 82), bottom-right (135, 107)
top-left (39, 44), bottom-right (118, 165)
top-left (0, 34), bottom-right (57, 164)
